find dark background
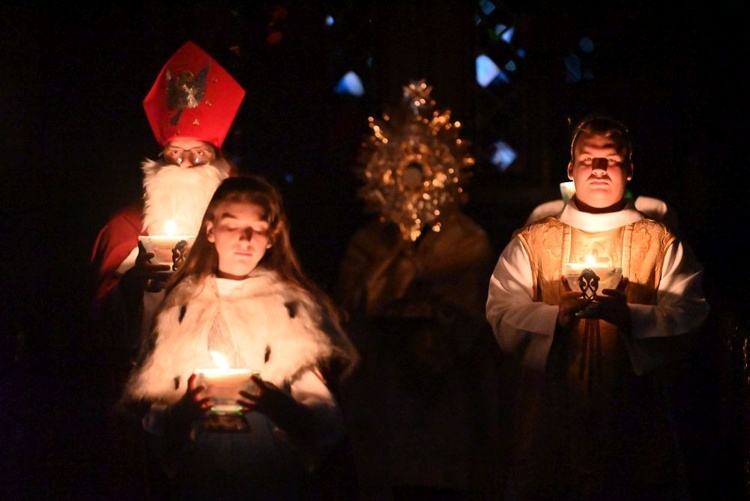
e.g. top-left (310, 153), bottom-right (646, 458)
top-left (1, 1), bottom-right (747, 498)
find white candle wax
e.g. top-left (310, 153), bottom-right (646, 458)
top-left (195, 368), bottom-right (259, 414)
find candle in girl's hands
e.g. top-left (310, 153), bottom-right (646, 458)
top-left (195, 368), bottom-right (260, 414)
top-left (164, 219), bottom-right (178, 236)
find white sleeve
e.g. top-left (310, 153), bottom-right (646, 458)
top-left (626, 239), bottom-right (710, 374)
top-left (486, 238), bottom-right (560, 372)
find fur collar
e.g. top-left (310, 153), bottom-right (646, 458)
top-left (124, 268), bottom-right (356, 405)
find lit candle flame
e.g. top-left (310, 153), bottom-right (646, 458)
top-left (584, 254), bottom-right (597, 266)
top-left (164, 219), bottom-right (177, 236)
top-left (210, 350), bottom-right (230, 369)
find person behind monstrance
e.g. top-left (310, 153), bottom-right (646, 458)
top-left (336, 80), bottom-right (510, 499)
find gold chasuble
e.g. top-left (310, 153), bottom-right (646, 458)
top-left (510, 217), bottom-right (681, 499)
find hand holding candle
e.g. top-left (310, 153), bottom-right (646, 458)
top-left (562, 254), bottom-right (623, 297)
top-left (139, 220), bottom-right (196, 271)
top-left (562, 254), bottom-right (626, 321)
top-left (237, 375), bottom-right (314, 438)
top-left (119, 240), bottom-right (173, 296)
top-left (195, 368), bottom-right (260, 414)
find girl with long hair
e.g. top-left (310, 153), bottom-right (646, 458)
top-left (121, 174), bottom-right (357, 499)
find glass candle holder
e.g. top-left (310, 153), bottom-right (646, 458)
top-left (138, 235), bottom-right (196, 271)
top-left (563, 264), bottom-right (623, 299)
top-left (195, 368), bottom-right (260, 415)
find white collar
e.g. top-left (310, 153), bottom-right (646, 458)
top-left (558, 198), bottom-right (644, 232)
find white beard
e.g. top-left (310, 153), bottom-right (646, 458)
top-left (141, 159), bottom-right (229, 236)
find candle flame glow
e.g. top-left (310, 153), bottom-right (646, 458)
top-left (210, 350), bottom-right (230, 369)
top-left (164, 219), bottom-right (177, 236)
top-left (584, 254), bottom-right (597, 266)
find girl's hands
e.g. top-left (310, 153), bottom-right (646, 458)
top-left (238, 375), bottom-right (294, 417)
top-left (238, 375), bottom-right (313, 437)
top-left (164, 373), bottom-right (212, 447)
top-left (170, 373), bottom-right (212, 423)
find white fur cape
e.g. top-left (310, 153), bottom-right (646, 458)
top-left (124, 268), bottom-right (355, 405)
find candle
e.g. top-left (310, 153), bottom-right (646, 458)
top-left (164, 219), bottom-right (178, 236)
top-left (138, 234), bottom-right (196, 269)
top-left (195, 368), bottom-right (260, 414)
top-left (562, 259), bottom-right (623, 295)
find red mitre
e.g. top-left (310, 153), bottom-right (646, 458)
top-left (143, 41), bottom-right (245, 148)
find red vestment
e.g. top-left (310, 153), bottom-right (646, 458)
top-left (91, 204), bottom-right (144, 310)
